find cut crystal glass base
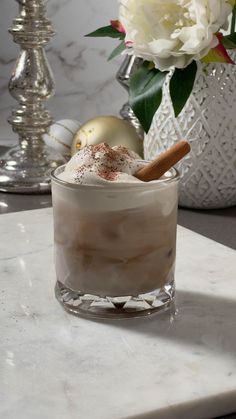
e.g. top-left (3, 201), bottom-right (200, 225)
top-left (55, 280), bottom-right (175, 319)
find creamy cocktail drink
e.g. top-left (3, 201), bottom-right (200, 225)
top-left (52, 143), bottom-right (179, 318)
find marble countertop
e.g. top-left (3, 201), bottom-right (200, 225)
top-left (1, 208), bottom-right (236, 419)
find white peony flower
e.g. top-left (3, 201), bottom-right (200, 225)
top-left (119, 0), bottom-right (233, 71)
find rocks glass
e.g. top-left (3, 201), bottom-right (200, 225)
top-left (51, 164), bottom-right (179, 319)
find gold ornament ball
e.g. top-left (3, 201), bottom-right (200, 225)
top-left (71, 116), bottom-right (143, 157)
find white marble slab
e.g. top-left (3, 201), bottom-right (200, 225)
top-left (1, 208), bottom-right (236, 419)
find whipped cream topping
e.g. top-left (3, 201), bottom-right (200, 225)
top-left (58, 143), bottom-right (145, 185)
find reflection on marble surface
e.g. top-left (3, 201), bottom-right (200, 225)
top-left (0, 0), bottom-right (126, 131)
top-left (1, 208), bottom-right (236, 419)
top-left (0, 191), bottom-right (52, 215)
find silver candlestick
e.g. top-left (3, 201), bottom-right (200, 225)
top-left (0, 0), bottom-right (64, 194)
top-left (116, 55), bottom-right (144, 141)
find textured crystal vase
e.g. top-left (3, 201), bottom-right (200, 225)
top-left (144, 59), bottom-right (236, 209)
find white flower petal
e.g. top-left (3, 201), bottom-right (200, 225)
top-left (119, 0), bottom-right (233, 70)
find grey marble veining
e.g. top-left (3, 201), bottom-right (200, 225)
top-left (0, 0), bottom-right (126, 129)
top-left (1, 208), bottom-right (236, 419)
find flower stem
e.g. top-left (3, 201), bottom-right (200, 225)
top-left (231, 5), bottom-right (236, 34)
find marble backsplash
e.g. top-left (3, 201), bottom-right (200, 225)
top-left (0, 0), bottom-right (127, 138)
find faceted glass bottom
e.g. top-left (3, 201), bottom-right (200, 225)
top-left (55, 280), bottom-right (175, 319)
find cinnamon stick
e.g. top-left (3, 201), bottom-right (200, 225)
top-left (135, 140), bottom-right (190, 182)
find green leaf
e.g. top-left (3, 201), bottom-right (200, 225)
top-left (231, 4), bottom-right (236, 34)
top-left (169, 61), bottom-right (197, 117)
top-left (108, 41), bottom-right (126, 61)
top-left (221, 32), bottom-right (236, 49)
top-left (129, 62), bottom-right (168, 133)
top-left (85, 25), bottom-right (125, 40)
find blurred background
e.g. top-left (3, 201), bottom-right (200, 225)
top-left (0, 0), bottom-right (126, 136)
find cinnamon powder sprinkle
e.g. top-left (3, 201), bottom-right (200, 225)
top-left (98, 168), bottom-right (118, 181)
top-left (73, 143), bottom-right (134, 183)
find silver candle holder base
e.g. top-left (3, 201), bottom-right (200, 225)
top-left (0, 143), bottom-right (64, 194)
top-left (116, 56), bottom-right (144, 141)
top-left (0, 0), bottom-right (64, 194)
